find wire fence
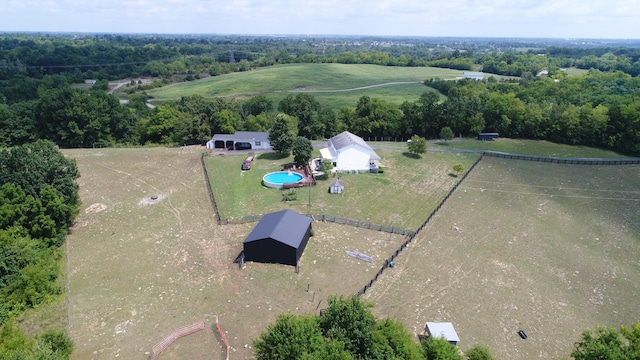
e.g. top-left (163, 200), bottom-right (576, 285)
top-left (482, 151), bottom-right (640, 165)
top-left (216, 212), bottom-right (414, 236)
top-left (356, 155), bottom-right (484, 296)
top-left (201, 153), bottom-right (222, 224)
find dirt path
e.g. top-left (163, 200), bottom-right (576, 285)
top-left (287, 81), bottom-right (423, 93)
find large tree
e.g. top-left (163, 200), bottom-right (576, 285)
top-left (572, 324), bottom-right (640, 360)
top-left (268, 113), bottom-right (294, 154)
top-left (407, 135), bottom-right (427, 156)
top-left (421, 336), bottom-right (463, 360)
top-left (292, 136), bottom-right (314, 166)
top-left (279, 94), bottom-right (322, 139)
top-left (254, 295), bottom-right (423, 360)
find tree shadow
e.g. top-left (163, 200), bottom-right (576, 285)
top-left (434, 141), bottom-right (450, 146)
top-left (257, 152), bottom-right (289, 160)
top-left (448, 173), bottom-right (459, 178)
top-left (402, 152), bottom-right (422, 159)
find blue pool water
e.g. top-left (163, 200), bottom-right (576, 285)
top-left (263, 171), bottom-right (304, 188)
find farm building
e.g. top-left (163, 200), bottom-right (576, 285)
top-left (206, 131), bottom-right (271, 150)
top-left (477, 132), bottom-right (499, 141)
top-left (329, 178), bottom-right (344, 194)
top-left (320, 131), bottom-right (381, 172)
top-left (424, 322), bottom-right (460, 345)
top-left (462, 71), bottom-right (484, 81)
top-left (243, 210), bottom-right (312, 267)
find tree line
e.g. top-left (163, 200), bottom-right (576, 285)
top-left (0, 140), bottom-right (79, 359)
top-left (3, 34), bottom-right (640, 104)
top-left (2, 67), bottom-right (639, 155)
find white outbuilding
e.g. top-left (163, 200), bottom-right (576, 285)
top-left (424, 322), bottom-right (460, 345)
top-left (320, 131), bottom-right (380, 173)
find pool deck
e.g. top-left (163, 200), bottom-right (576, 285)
top-left (282, 166), bottom-right (316, 188)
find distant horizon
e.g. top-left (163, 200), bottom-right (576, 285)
top-left (1, 30), bottom-right (639, 43)
top-left (3, 0), bottom-right (639, 40)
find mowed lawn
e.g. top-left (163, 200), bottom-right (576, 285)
top-left (365, 157), bottom-right (640, 360)
top-left (205, 148), bottom-right (479, 229)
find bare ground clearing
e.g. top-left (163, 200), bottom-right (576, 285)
top-left (65, 147), bottom-right (405, 359)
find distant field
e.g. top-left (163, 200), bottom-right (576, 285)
top-left (562, 67), bottom-right (589, 76)
top-left (426, 138), bottom-right (630, 158)
top-left (261, 82), bottom-right (445, 112)
top-left (144, 63), bottom-right (462, 110)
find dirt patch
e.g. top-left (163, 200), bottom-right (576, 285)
top-left (138, 194), bottom-right (165, 206)
top-left (85, 203), bottom-right (107, 213)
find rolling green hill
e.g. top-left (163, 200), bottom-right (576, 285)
top-left (143, 63), bottom-right (464, 110)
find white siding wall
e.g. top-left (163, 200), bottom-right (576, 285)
top-left (336, 145), bottom-right (370, 171)
top-left (252, 140), bottom-right (271, 149)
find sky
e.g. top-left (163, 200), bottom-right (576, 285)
top-left (2, 0), bottom-right (639, 39)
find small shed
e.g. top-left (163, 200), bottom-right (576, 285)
top-left (243, 210), bottom-right (312, 267)
top-left (424, 322), bottom-right (460, 345)
top-left (477, 132), bottom-right (499, 141)
top-left (329, 178), bottom-right (344, 194)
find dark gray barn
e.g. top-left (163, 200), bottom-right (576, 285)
top-left (243, 210), bottom-right (312, 267)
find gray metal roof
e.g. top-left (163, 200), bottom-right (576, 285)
top-left (425, 322), bottom-right (460, 342)
top-left (243, 210), bottom-right (312, 248)
top-left (212, 131), bottom-right (269, 142)
top-left (328, 131), bottom-right (380, 160)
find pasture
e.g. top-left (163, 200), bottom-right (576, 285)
top-left (63, 147), bottom-right (410, 360)
top-left (366, 157), bottom-right (640, 359)
top-left (61, 145), bottom-right (640, 360)
top-left (143, 63), bottom-right (460, 110)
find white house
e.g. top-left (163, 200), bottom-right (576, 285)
top-left (320, 131), bottom-right (380, 172)
top-left (206, 131), bottom-right (271, 150)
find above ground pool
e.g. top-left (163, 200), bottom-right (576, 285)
top-left (263, 171), bottom-right (304, 189)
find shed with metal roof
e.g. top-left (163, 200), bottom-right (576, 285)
top-left (424, 322), bottom-right (460, 345)
top-left (243, 210), bottom-right (312, 267)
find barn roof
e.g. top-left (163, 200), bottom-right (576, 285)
top-left (425, 322), bottom-right (460, 342)
top-left (328, 131), bottom-right (380, 160)
top-left (243, 210), bottom-right (311, 248)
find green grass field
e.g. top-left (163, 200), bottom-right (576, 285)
top-left (426, 138), bottom-right (629, 158)
top-left (46, 141), bottom-right (640, 360)
top-left (143, 63), bottom-right (461, 111)
top-left (206, 148), bottom-right (479, 229)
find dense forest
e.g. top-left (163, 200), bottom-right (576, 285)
top-left (0, 140), bottom-right (78, 359)
top-left (1, 33), bottom-right (640, 155)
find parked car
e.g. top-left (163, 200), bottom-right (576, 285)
top-left (242, 155), bottom-right (254, 170)
top-left (235, 142), bottom-right (252, 150)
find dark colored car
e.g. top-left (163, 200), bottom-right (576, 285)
top-left (235, 142), bottom-right (252, 150)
